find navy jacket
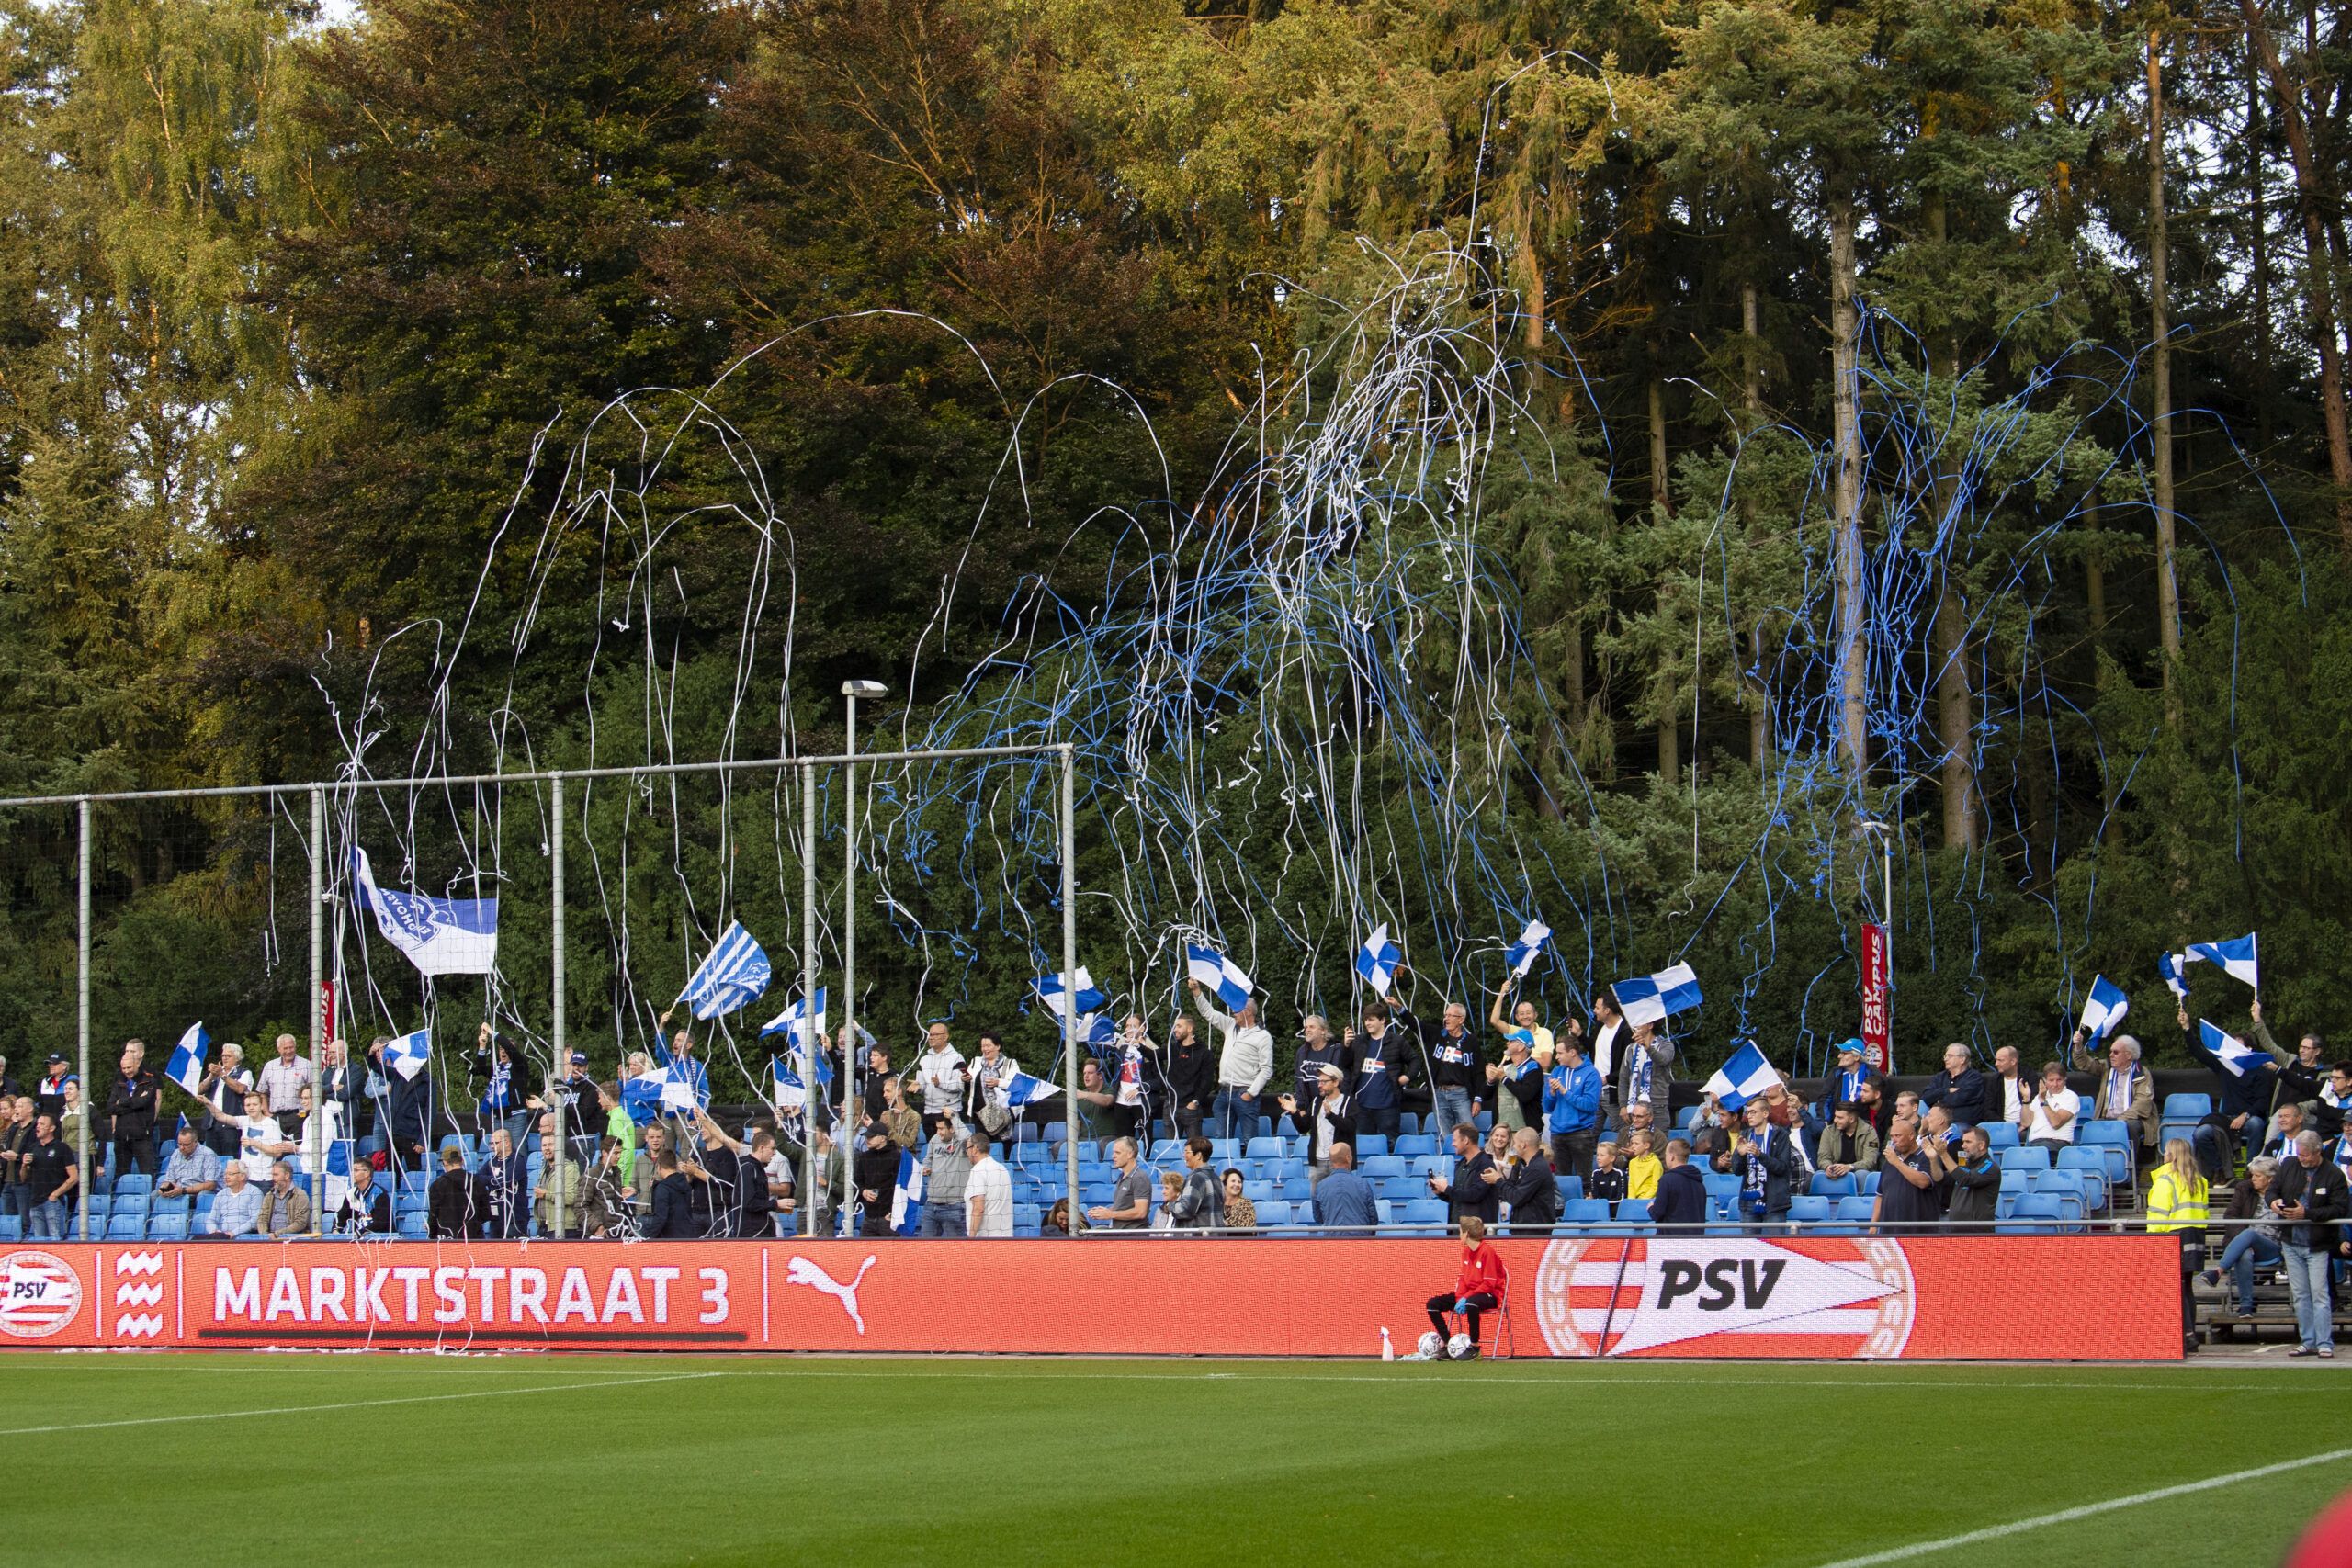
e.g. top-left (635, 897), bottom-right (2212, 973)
top-left (1651, 1162), bottom-right (1711, 1229)
top-left (1310, 1169), bottom-right (1377, 1233)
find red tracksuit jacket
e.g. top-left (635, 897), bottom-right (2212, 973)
top-left (1453, 1241), bottom-right (1508, 1300)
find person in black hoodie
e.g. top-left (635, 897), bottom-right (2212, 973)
top-left (1291, 1016), bottom-right (1349, 1122)
top-left (853, 1122), bottom-right (901, 1238)
top-left (1491, 1127), bottom-right (1561, 1234)
top-left (107, 1043), bottom-right (161, 1178)
top-left (645, 1152), bottom-right (696, 1239)
top-left (1922, 1043), bottom-right (1992, 1128)
top-left (1651, 1140), bottom-right (1710, 1233)
top-left (1425, 1122), bottom-right (1498, 1231)
top-left (428, 1146), bottom-right (491, 1238)
top-left (1149, 1015), bottom-right (1216, 1143)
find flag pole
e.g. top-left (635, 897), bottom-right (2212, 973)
top-left (309, 785), bottom-right (324, 1229)
top-left (801, 761), bottom-right (820, 1236)
top-left (1060, 745), bottom-right (1080, 1236)
top-left (75, 795), bottom-right (91, 1243)
top-left (549, 773), bottom-right (567, 1241)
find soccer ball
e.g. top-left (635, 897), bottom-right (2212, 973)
top-left (1417, 1331), bottom-right (1444, 1359)
top-left (1445, 1333), bottom-right (1473, 1360)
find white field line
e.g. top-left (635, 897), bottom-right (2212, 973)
top-left (0, 1370), bottom-right (719, 1437)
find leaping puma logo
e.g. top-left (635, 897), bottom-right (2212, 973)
top-left (784, 1254), bottom-right (878, 1334)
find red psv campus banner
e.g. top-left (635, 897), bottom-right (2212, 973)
top-left (1860, 921), bottom-right (1892, 1073)
top-left (1, 1235), bottom-right (2181, 1359)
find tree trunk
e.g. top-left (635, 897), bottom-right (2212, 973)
top-left (1830, 197), bottom-right (1869, 781)
top-left (2148, 32), bottom-right (2183, 724)
top-left (2237, 0), bottom-right (2352, 550)
top-left (1925, 200), bottom-right (1977, 852)
top-left (2247, 44), bottom-right (2274, 451)
top-left (1650, 377), bottom-right (1678, 787)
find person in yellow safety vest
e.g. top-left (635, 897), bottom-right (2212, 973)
top-left (2147, 1137), bottom-right (2211, 1356)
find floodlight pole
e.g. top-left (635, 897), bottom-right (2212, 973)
top-left (309, 785), bottom-right (325, 1224)
top-left (1060, 745), bottom-right (1080, 1235)
top-left (801, 760), bottom-right (820, 1236)
top-left (550, 774), bottom-right (567, 1240)
top-left (75, 796), bottom-right (91, 1242)
top-left (841, 679), bottom-right (885, 1235)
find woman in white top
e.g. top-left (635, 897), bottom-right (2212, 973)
top-left (2021, 1061), bottom-right (2081, 1153)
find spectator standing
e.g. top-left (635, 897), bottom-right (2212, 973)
top-left (877, 1077), bottom-right (922, 1151)
top-left (1072, 1060), bottom-right (1120, 1145)
top-left (1, 1096), bottom-right (31, 1230)
top-left (1291, 1015), bottom-right (1349, 1126)
top-left (2020, 1062), bottom-right (2080, 1154)
top-left (1487, 981), bottom-right (1556, 1065)
top-left (428, 1146), bottom-right (491, 1238)
top-left (1825, 1039), bottom-right (1879, 1117)
top-left (751, 1128), bottom-right (796, 1235)
top-left (1873, 1117), bottom-right (1944, 1234)
top-left (533, 1133), bottom-right (605, 1238)
top-left (1219, 1169), bottom-right (1255, 1235)
top-left (1493, 1127), bottom-right (1561, 1234)
top-left (1278, 1065), bottom-right (1357, 1185)
top-left (1405, 999), bottom-right (1484, 1139)
top-left (1652, 1140), bottom-right (1709, 1233)
top-left (58, 1079), bottom-right (89, 1161)
top-left (104, 1042), bottom-right (160, 1178)
top-left (1419, 1216), bottom-right (1508, 1359)
top-left (1544, 1037), bottom-right (1603, 1183)
top-left (2179, 1003), bottom-right (2277, 1179)
top-left (964, 1132), bottom-right (1013, 1238)
top-left (1309, 1144), bottom-right (1376, 1235)
top-left (369, 1034), bottom-right (434, 1171)
top-left (1426, 1122), bottom-right (1498, 1231)
top-left (1088, 1136), bottom-right (1151, 1229)
top-left (915, 1023), bottom-right (967, 1140)
top-left (481, 1126), bottom-right (530, 1239)
top-left (1566, 991), bottom-right (1627, 1118)
top-left (1169, 1136), bottom-right (1224, 1231)
top-left (22, 1115), bottom-right (75, 1239)
top-left (198, 1043), bottom-right (253, 1159)
top-left (1942, 1127), bottom-right (2000, 1231)
top-left (33, 1054), bottom-right (70, 1122)
top-left (1988, 1045), bottom-right (2033, 1126)
top-left (208, 1091), bottom-right (294, 1183)
top-left (2145, 1137), bottom-right (2210, 1356)
top-left (2272, 1131), bottom-right (2348, 1358)
top-left (2208, 1156), bottom-right (2286, 1318)
top-left (964, 1032), bottom-right (1020, 1143)
top-left (1344, 1002), bottom-right (1413, 1141)
top-left (684, 1115), bottom-right (744, 1239)
top-left (918, 1116), bottom-right (972, 1238)
top-left (155, 1128), bottom-right (222, 1206)
top-left (1191, 981), bottom-right (1274, 1141)
top-left (256, 1034), bottom-right (313, 1117)
top-left (206, 1161), bottom-right (263, 1238)
top-left (334, 1161), bottom-right (394, 1235)
top-left (1816, 1102), bottom-right (1881, 1179)
top-left (1485, 1030), bottom-right (1544, 1134)
top-left (645, 1152), bottom-right (696, 1239)
top-left (256, 1160), bottom-right (311, 1237)
top-left (1922, 1044), bottom-right (1991, 1128)
top-left (1617, 1021), bottom-right (1676, 1129)
top-left (854, 1123), bottom-right (900, 1239)
top-left (595, 1082), bottom-right (637, 1197)
top-left (317, 1037), bottom-right (361, 1135)
top-left (1149, 1014), bottom-right (1216, 1141)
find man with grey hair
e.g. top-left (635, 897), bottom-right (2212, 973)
top-left (917, 1113), bottom-right (971, 1237)
top-left (962, 1130), bottom-right (1012, 1238)
top-left (2077, 1029), bottom-right (2155, 1163)
top-left (2273, 1130), bottom-right (2348, 1358)
top-left (1086, 1135), bottom-right (1151, 1229)
top-left (1291, 1014), bottom-right (1347, 1120)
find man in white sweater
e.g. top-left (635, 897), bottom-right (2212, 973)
top-left (1190, 980), bottom-right (1273, 1141)
top-left (915, 1022), bottom-right (966, 1141)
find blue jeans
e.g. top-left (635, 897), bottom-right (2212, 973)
top-left (28, 1200), bottom-right (64, 1240)
top-left (917, 1204), bottom-right (966, 1239)
top-left (2282, 1241), bottom-right (2334, 1348)
top-left (2217, 1229), bottom-right (2283, 1314)
top-left (2192, 1117), bottom-right (2264, 1179)
top-left (1210, 1089), bottom-right (1257, 1142)
top-left (1430, 1087), bottom-right (1475, 1143)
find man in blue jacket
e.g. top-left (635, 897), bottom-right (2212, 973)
top-left (1544, 1036), bottom-right (1602, 1183)
top-left (1309, 1144), bottom-right (1377, 1235)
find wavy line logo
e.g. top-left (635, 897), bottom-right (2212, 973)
top-left (114, 1314), bottom-right (164, 1339)
top-left (0, 1250), bottom-right (83, 1339)
top-left (114, 1282), bottom-right (164, 1309)
top-left (113, 1251), bottom-right (164, 1278)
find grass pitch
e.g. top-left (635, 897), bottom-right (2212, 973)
top-left (3, 1353), bottom-right (2334, 1564)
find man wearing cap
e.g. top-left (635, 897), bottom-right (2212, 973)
top-left (34, 1054), bottom-right (71, 1122)
top-left (1486, 1030), bottom-right (1544, 1133)
top-left (1822, 1040), bottom-right (1878, 1122)
top-left (1278, 1064), bottom-right (1357, 1188)
top-left (1191, 979), bottom-right (1273, 1141)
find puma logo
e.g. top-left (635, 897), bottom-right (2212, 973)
top-left (785, 1254), bottom-right (878, 1334)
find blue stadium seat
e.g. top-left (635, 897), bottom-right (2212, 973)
top-left (1809, 1172), bottom-right (1856, 1199)
top-left (1149, 1138), bottom-right (1185, 1162)
top-left (2162, 1092), bottom-right (2212, 1120)
top-left (106, 1215), bottom-right (145, 1240)
top-left (1279, 1177), bottom-right (1310, 1204)
top-left (1252, 1200), bottom-right (1288, 1226)
top-left (1854, 1171), bottom-right (1881, 1196)
top-left (1012, 1203), bottom-right (1040, 1233)
top-left (1996, 1145), bottom-right (2052, 1175)
top-left (1408, 1155), bottom-right (1450, 1180)
top-left (1396, 1200), bottom-right (1448, 1232)
top-left (1702, 1172), bottom-right (1740, 1205)
top-left (1833, 1196), bottom-right (1875, 1227)
top-left (396, 1212), bottom-right (428, 1238)
top-left (1244, 1136), bottom-right (1284, 1160)
top-left (147, 1213), bottom-right (187, 1240)
top-left (1243, 1180), bottom-right (1274, 1203)
top-left (1979, 1122), bottom-right (2019, 1150)
top-left (1394, 1134), bottom-right (1439, 1159)
top-left (1675, 1104), bottom-right (1703, 1129)
top-left (1359, 1156), bottom-right (1408, 1181)
top-left (1997, 1167), bottom-right (2033, 1198)
top-left (1788, 1195), bottom-right (1831, 1225)
top-left (114, 1174), bottom-right (153, 1196)
top-left (1997, 1193), bottom-right (2066, 1234)
top-left (1374, 1199), bottom-right (1393, 1225)
top-left (1353, 1134), bottom-right (1389, 1160)
top-left (1209, 1138), bottom-right (1240, 1164)
top-left (1559, 1199), bottom-right (1613, 1234)
top-left (1556, 1175), bottom-right (1583, 1201)
top-left (1613, 1200), bottom-right (1653, 1233)
top-left (1398, 1113), bottom-right (1420, 1135)
top-left (1475, 1112), bottom-right (1493, 1134)
top-left (112, 1192), bottom-right (150, 1214)
top-left (0, 1215), bottom-right (17, 1240)
top-left (2077, 1122), bottom-right (2132, 1184)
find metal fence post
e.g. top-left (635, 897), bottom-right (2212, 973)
top-left (1061, 747), bottom-right (1079, 1235)
top-left (801, 761), bottom-right (820, 1236)
top-left (550, 773), bottom-right (567, 1240)
top-left (75, 796), bottom-right (91, 1241)
top-left (309, 786), bottom-right (324, 1224)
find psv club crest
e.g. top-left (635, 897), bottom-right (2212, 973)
top-left (0, 1249), bottom-right (84, 1339)
top-left (1532, 1235), bottom-right (1915, 1359)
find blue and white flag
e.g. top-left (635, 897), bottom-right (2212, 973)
top-left (1613, 963), bottom-right (1703, 1029)
top-left (1003, 1070), bottom-right (1060, 1107)
top-left (1186, 943), bottom-right (1253, 1012)
top-left (2185, 932), bottom-right (2258, 991)
top-left (1035, 968), bottom-right (1106, 1020)
top-left (385, 1026), bottom-right (431, 1083)
top-left (1504, 919), bottom-right (1552, 978)
top-left (678, 920), bottom-right (772, 1021)
top-left (350, 848), bottom-right (499, 976)
top-left (1078, 1013), bottom-right (1118, 1049)
top-left (164, 1021), bottom-right (209, 1097)
top-left (1354, 924), bottom-right (1402, 993)
top-left (2199, 1019), bottom-right (2266, 1078)
top-left (2158, 951), bottom-right (2190, 1000)
top-left (2077, 975), bottom-right (2129, 1041)
top-left (760, 987), bottom-right (826, 1043)
top-left (1702, 1041), bottom-right (1779, 1111)
top-left (890, 1148), bottom-right (924, 1237)
top-left (771, 1061), bottom-right (809, 1115)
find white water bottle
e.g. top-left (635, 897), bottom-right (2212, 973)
top-left (1380, 1326), bottom-right (1395, 1362)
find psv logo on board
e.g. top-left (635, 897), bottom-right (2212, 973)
top-left (1532, 1236), bottom-right (1914, 1359)
top-left (0, 1249), bottom-right (85, 1339)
